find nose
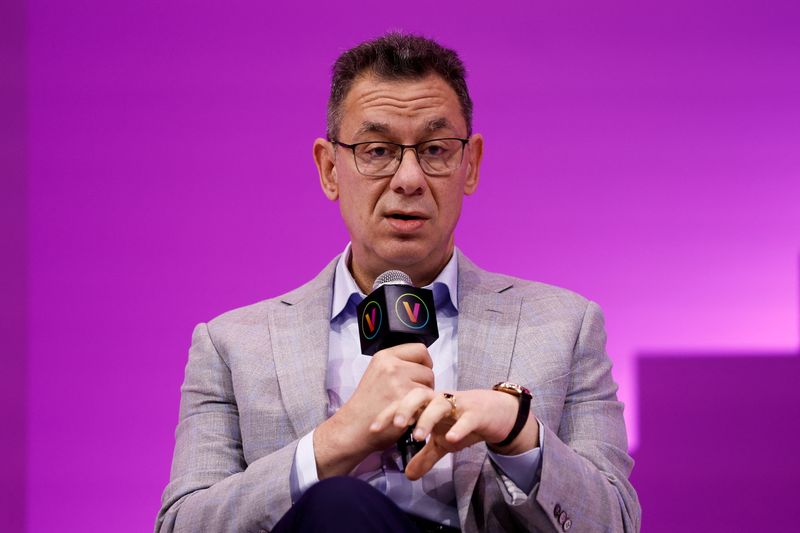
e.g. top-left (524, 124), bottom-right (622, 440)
top-left (389, 147), bottom-right (427, 196)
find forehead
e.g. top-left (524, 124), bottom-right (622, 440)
top-left (340, 72), bottom-right (466, 139)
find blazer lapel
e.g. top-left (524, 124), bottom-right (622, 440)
top-left (268, 258), bottom-right (338, 438)
top-left (453, 250), bottom-right (522, 525)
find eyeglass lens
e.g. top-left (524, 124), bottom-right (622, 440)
top-left (353, 139), bottom-right (464, 177)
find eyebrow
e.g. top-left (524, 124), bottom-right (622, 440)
top-left (355, 121), bottom-right (391, 137)
top-left (425, 117), bottom-right (454, 133)
top-left (354, 118), bottom-right (457, 139)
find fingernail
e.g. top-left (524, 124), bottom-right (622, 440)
top-left (393, 414), bottom-right (406, 427)
top-left (413, 428), bottom-right (425, 440)
top-left (370, 422), bottom-right (380, 431)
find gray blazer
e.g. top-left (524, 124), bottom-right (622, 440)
top-left (156, 251), bottom-right (641, 532)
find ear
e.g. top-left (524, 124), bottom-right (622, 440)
top-left (463, 133), bottom-right (483, 196)
top-left (313, 138), bottom-right (338, 200)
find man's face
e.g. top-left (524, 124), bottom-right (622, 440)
top-left (314, 72), bottom-right (483, 285)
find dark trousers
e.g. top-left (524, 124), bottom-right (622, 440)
top-left (272, 476), bottom-right (458, 533)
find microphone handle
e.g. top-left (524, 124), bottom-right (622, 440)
top-left (398, 427), bottom-right (426, 470)
top-left (380, 334), bottom-right (428, 470)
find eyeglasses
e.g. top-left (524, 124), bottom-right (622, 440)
top-left (332, 137), bottom-right (469, 177)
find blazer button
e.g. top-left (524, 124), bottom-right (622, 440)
top-left (554, 504), bottom-right (562, 517)
top-left (558, 511), bottom-right (568, 525)
top-left (563, 518), bottom-right (572, 531)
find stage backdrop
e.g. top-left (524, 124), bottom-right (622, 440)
top-left (4, 0), bottom-right (799, 531)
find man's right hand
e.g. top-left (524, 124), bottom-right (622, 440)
top-left (313, 343), bottom-right (435, 479)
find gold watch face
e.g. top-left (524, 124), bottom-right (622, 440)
top-left (493, 382), bottom-right (531, 398)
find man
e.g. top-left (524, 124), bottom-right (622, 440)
top-left (156, 33), bottom-right (640, 532)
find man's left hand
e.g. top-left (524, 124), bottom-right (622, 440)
top-left (369, 388), bottom-right (540, 480)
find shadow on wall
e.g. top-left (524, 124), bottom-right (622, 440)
top-left (630, 354), bottom-right (800, 532)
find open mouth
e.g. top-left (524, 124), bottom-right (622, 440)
top-left (385, 212), bottom-right (427, 232)
top-left (388, 213), bottom-right (422, 221)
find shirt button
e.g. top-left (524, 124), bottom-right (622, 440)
top-left (563, 519), bottom-right (572, 531)
top-left (559, 511), bottom-right (568, 525)
top-left (554, 504), bottom-right (562, 517)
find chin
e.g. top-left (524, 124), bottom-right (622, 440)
top-left (378, 240), bottom-right (449, 271)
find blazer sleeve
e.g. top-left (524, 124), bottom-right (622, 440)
top-left (155, 322), bottom-right (295, 533)
top-left (474, 300), bottom-right (641, 532)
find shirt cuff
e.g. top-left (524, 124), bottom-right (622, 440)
top-left (289, 429), bottom-right (320, 502)
top-left (487, 419), bottom-right (545, 495)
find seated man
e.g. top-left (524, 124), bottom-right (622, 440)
top-left (156, 32), bottom-right (640, 533)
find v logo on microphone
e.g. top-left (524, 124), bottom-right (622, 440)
top-left (361, 301), bottom-right (382, 340)
top-left (394, 293), bottom-right (429, 330)
top-left (402, 301), bottom-right (421, 323)
top-left (365, 308), bottom-right (377, 332)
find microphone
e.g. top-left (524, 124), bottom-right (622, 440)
top-left (356, 270), bottom-right (439, 469)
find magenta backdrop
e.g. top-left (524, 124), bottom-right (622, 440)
top-left (2, 0), bottom-right (27, 531)
top-left (8, 0), bottom-right (800, 531)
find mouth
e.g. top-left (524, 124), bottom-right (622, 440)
top-left (385, 211), bottom-right (429, 221)
top-left (384, 212), bottom-right (429, 232)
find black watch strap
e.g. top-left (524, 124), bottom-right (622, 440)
top-left (492, 382), bottom-right (532, 447)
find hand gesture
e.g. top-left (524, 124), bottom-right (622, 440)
top-left (314, 343), bottom-right (435, 478)
top-left (369, 388), bottom-right (539, 480)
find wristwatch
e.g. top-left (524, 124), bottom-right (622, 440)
top-left (491, 382), bottom-right (532, 447)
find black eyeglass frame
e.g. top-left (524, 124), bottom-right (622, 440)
top-left (331, 137), bottom-right (470, 177)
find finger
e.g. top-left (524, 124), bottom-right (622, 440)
top-left (444, 411), bottom-right (481, 443)
top-left (391, 387), bottom-right (435, 428)
top-left (412, 394), bottom-right (455, 441)
top-left (370, 387), bottom-right (434, 432)
top-left (389, 343), bottom-right (433, 368)
top-left (404, 440), bottom-right (447, 481)
top-left (403, 361), bottom-right (435, 388)
top-left (370, 400), bottom-right (399, 433)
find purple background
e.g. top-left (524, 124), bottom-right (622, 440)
top-left (3, 0), bottom-right (799, 531)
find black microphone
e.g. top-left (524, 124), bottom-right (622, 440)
top-left (356, 270), bottom-right (439, 469)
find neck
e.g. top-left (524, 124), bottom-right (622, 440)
top-left (348, 246), bottom-right (455, 294)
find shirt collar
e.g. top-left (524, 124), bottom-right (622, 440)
top-left (330, 243), bottom-right (459, 321)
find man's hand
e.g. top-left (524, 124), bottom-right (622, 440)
top-left (369, 388), bottom-right (540, 480)
top-left (313, 343), bottom-right (435, 479)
